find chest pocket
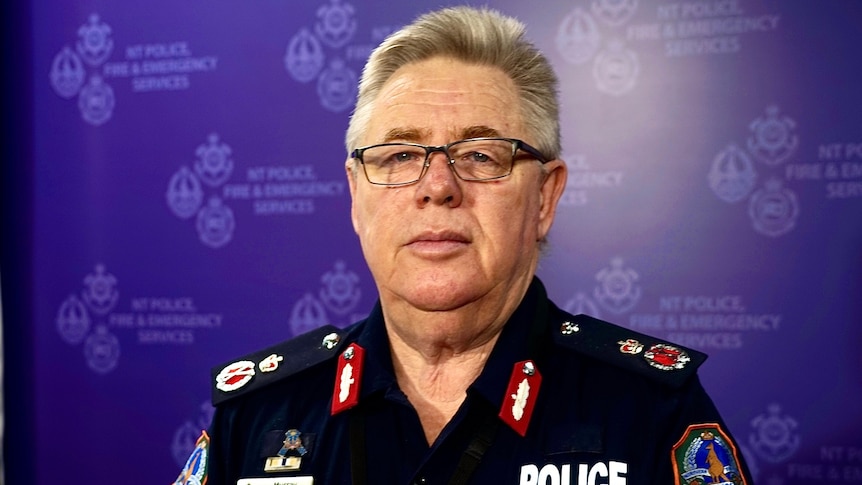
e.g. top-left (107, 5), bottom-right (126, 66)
top-left (543, 423), bottom-right (603, 456)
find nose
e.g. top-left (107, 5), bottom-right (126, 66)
top-left (415, 150), bottom-right (463, 207)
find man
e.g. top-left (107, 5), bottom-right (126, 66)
top-left (176, 6), bottom-right (750, 485)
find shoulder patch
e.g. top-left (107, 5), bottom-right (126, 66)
top-left (211, 325), bottom-right (349, 406)
top-left (672, 423), bottom-right (749, 485)
top-left (551, 309), bottom-right (707, 388)
top-left (174, 430), bottom-right (209, 485)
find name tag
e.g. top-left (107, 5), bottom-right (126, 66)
top-left (237, 477), bottom-right (313, 485)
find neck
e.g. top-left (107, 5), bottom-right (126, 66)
top-left (388, 325), bottom-right (499, 444)
top-left (381, 278), bottom-right (532, 444)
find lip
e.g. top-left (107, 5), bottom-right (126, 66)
top-left (405, 230), bottom-right (471, 254)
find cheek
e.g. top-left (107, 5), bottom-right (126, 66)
top-left (354, 192), bottom-right (397, 242)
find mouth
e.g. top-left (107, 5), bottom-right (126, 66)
top-left (406, 230), bottom-right (471, 255)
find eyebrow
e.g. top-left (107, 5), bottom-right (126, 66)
top-left (460, 125), bottom-right (502, 139)
top-left (380, 125), bottom-right (503, 144)
top-left (381, 128), bottom-right (430, 143)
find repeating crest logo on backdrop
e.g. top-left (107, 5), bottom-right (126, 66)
top-left (50, 13), bottom-right (218, 125)
top-left (284, 0), bottom-right (394, 113)
top-left (290, 260), bottom-right (364, 336)
top-left (56, 264), bottom-right (223, 373)
top-left (556, 1), bottom-right (641, 96)
top-left (708, 106), bottom-right (800, 237)
top-left (56, 264), bottom-right (122, 373)
top-left (167, 133), bottom-right (237, 248)
top-left (166, 132), bottom-right (347, 248)
top-left (555, 0), bottom-right (782, 95)
top-left (50, 14), bottom-right (116, 125)
top-left (594, 257), bottom-right (642, 315)
top-left (748, 403), bottom-right (800, 464)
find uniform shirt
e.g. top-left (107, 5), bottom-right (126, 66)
top-left (176, 278), bottom-right (750, 485)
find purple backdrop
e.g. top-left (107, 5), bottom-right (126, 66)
top-left (3, 0), bottom-right (861, 483)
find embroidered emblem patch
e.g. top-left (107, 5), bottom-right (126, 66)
top-left (174, 431), bottom-right (209, 485)
top-left (643, 343), bottom-right (690, 371)
top-left (672, 423), bottom-right (748, 485)
top-left (215, 360), bottom-right (256, 392)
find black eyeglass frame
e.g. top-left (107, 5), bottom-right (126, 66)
top-left (350, 137), bottom-right (549, 186)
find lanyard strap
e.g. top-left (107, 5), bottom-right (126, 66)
top-left (348, 410), bottom-right (500, 485)
top-left (349, 411), bottom-right (367, 485)
top-left (446, 413), bottom-right (501, 485)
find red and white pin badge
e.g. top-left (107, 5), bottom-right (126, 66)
top-left (644, 343), bottom-right (690, 371)
top-left (259, 354), bottom-right (284, 373)
top-left (215, 360), bottom-right (256, 392)
top-left (330, 343), bottom-right (365, 415)
top-left (499, 360), bottom-right (542, 437)
top-left (618, 338), bottom-right (644, 355)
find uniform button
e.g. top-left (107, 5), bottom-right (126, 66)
top-left (414, 478), bottom-right (427, 485)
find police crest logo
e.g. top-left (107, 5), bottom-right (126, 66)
top-left (50, 46), bottom-right (86, 98)
top-left (672, 424), bottom-right (748, 485)
top-left (708, 144), bottom-right (758, 204)
top-left (747, 105), bottom-right (798, 167)
top-left (84, 325), bottom-right (121, 374)
top-left (82, 264), bottom-right (119, 315)
top-left (319, 260), bottom-right (361, 316)
top-left (316, 59), bottom-right (357, 113)
top-left (174, 431), bottom-right (210, 485)
top-left (78, 75), bottom-right (116, 126)
top-left (56, 295), bottom-right (91, 345)
top-left (592, 40), bottom-right (639, 97)
top-left (748, 178), bottom-right (799, 237)
top-left (556, 8), bottom-right (602, 65)
top-left (314, 0), bottom-right (357, 49)
top-left (196, 197), bottom-right (236, 248)
top-left (592, 0), bottom-right (638, 27)
top-left (194, 134), bottom-right (234, 188)
top-left (285, 29), bottom-right (325, 83)
top-left (76, 13), bottom-right (114, 66)
top-left (166, 167), bottom-right (205, 219)
top-left (593, 257), bottom-right (641, 315)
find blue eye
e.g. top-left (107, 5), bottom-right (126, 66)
top-left (468, 151), bottom-right (491, 163)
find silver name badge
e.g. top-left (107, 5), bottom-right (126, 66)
top-left (237, 477), bottom-right (313, 485)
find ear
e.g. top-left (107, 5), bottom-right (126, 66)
top-left (536, 158), bottom-right (568, 240)
top-left (345, 159), bottom-right (360, 234)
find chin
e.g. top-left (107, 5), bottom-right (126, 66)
top-left (398, 278), bottom-right (484, 312)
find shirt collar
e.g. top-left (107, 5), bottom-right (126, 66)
top-left (351, 278), bottom-right (548, 406)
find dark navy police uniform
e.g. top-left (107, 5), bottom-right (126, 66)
top-left (175, 279), bottom-right (750, 485)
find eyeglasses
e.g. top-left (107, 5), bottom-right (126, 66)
top-left (350, 137), bottom-right (548, 186)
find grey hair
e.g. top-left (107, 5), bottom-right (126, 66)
top-left (345, 6), bottom-right (560, 160)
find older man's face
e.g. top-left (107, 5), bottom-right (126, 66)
top-left (346, 56), bottom-right (565, 315)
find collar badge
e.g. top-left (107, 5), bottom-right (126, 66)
top-left (499, 360), bottom-right (542, 437)
top-left (330, 343), bottom-right (365, 415)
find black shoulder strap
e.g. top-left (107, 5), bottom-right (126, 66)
top-left (551, 309), bottom-right (707, 389)
top-left (211, 324), bottom-right (349, 406)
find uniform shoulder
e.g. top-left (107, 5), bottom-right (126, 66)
top-left (549, 306), bottom-right (707, 389)
top-left (210, 324), bottom-right (353, 406)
